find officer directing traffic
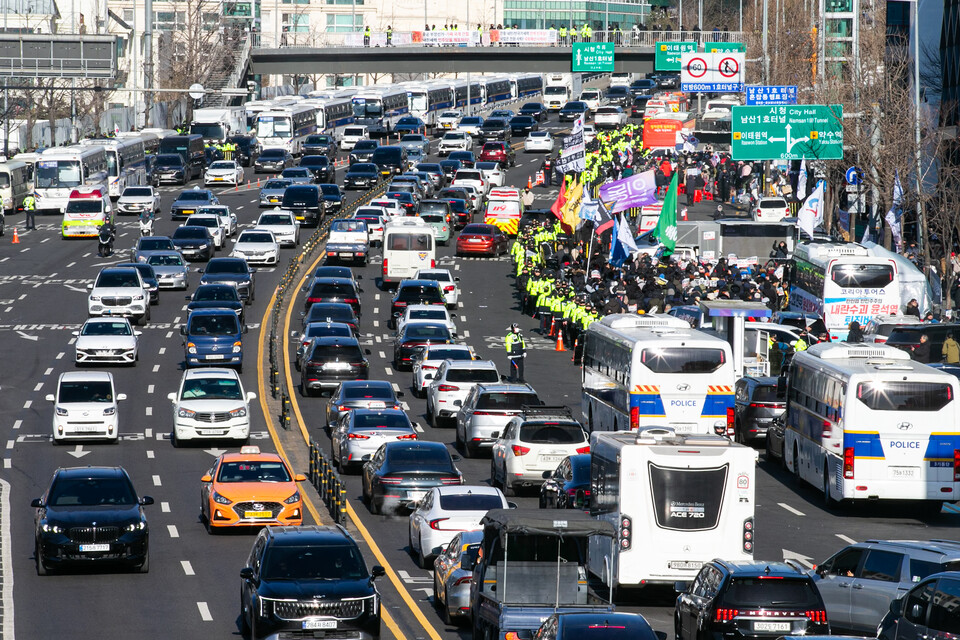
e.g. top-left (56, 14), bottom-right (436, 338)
top-left (504, 323), bottom-right (527, 383)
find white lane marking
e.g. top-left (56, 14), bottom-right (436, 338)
top-left (463, 330), bottom-right (471, 338)
top-left (12, 420), bottom-right (21, 430)
top-left (385, 367), bottom-right (393, 376)
top-left (66, 261), bottom-right (76, 268)
top-left (158, 347), bottom-right (166, 355)
top-left (167, 524), bottom-right (179, 538)
top-left (19, 247), bottom-right (29, 253)
top-left (147, 385), bottom-right (155, 394)
top-left (174, 316), bottom-right (181, 323)
top-left (392, 382), bottom-right (401, 392)
top-left (197, 602), bottom-right (213, 622)
top-left (18, 294), bottom-right (26, 300)
top-left (145, 407), bottom-right (153, 416)
top-left (375, 336), bottom-right (382, 343)
top-left (147, 450), bottom-right (155, 459)
top-left (454, 263), bottom-right (460, 270)
top-left (161, 501), bottom-right (171, 513)
top-left (3, 308), bottom-right (9, 313)
top-left (459, 315), bottom-right (466, 322)
top-left (82, 252), bottom-right (91, 258)
top-left (152, 365), bottom-right (160, 372)
top-left (379, 351), bottom-right (386, 359)
top-left (0, 257), bottom-right (7, 263)
top-left (0, 478), bottom-right (13, 640)
top-left (4, 441), bottom-right (12, 450)
top-left (22, 400), bottom-right (31, 409)
top-left (166, 331), bottom-right (173, 339)
top-left (415, 423), bottom-right (424, 433)
top-left (373, 320), bottom-right (379, 328)
top-left (43, 368), bottom-right (53, 376)
top-left (33, 383), bottom-right (43, 392)
top-left (181, 560), bottom-right (195, 576)
top-left (2, 459), bottom-right (8, 469)
top-left (836, 533), bottom-right (857, 544)
top-left (152, 475), bottom-right (162, 486)
top-left (145, 428), bottom-right (153, 438)
top-left (402, 402), bottom-right (410, 411)
top-left (67, 337), bottom-right (76, 345)
top-left (778, 503), bottom-right (805, 517)
top-left (375, 293), bottom-right (380, 301)
top-left (181, 305), bottom-right (188, 312)
top-left (56, 352), bottom-right (64, 360)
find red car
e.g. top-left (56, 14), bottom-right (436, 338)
top-left (478, 142), bottom-right (516, 168)
top-left (456, 223), bottom-right (509, 257)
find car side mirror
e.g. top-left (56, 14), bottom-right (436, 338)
top-left (185, 295), bottom-right (192, 300)
top-left (815, 565), bottom-right (828, 577)
top-left (139, 496), bottom-right (155, 506)
top-left (243, 325), bottom-right (249, 334)
top-left (294, 473), bottom-right (307, 482)
top-left (247, 391), bottom-right (257, 401)
top-left (396, 391), bottom-right (405, 398)
top-left (356, 274), bottom-right (363, 280)
top-left (371, 565), bottom-right (386, 579)
top-left (167, 392), bottom-right (177, 402)
top-left (201, 474), bottom-right (213, 483)
top-left (500, 374), bottom-right (509, 383)
top-left (143, 283), bottom-right (151, 289)
top-left (134, 331), bottom-right (142, 337)
top-left (31, 498), bottom-right (43, 508)
top-left (365, 349), bottom-right (372, 355)
top-left (424, 373), bottom-right (434, 380)
top-left (674, 581), bottom-right (691, 593)
top-left (240, 567), bottom-right (255, 580)
top-left (250, 269), bottom-right (257, 274)
top-left (71, 331), bottom-right (79, 337)
top-left (116, 393), bottom-right (127, 402)
top-left (453, 399), bottom-right (462, 407)
top-left (460, 552), bottom-right (478, 572)
top-left (491, 431), bottom-right (500, 439)
top-left (180, 326), bottom-right (186, 335)
top-left (196, 268), bottom-right (204, 273)
top-left (507, 501), bottom-right (518, 509)
top-left (86, 283), bottom-right (94, 290)
top-left (358, 287), bottom-right (364, 293)
top-left (451, 453), bottom-right (462, 462)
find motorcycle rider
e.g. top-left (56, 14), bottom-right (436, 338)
top-left (138, 208), bottom-right (155, 236)
top-left (97, 220), bottom-right (117, 257)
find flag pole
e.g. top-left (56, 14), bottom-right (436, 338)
top-left (586, 220), bottom-right (595, 273)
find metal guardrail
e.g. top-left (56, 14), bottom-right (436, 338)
top-left (308, 440), bottom-right (348, 524)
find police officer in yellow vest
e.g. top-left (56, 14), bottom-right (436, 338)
top-left (386, 25), bottom-right (393, 46)
top-left (363, 25), bottom-right (371, 47)
top-left (558, 25), bottom-right (567, 45)
top-left (504, 323), bottom-right (527, 383)
top-left (23, 193), bottom-right (36, 229)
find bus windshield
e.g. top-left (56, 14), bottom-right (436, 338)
top-left (257, 116), bottom-right (292, 139)
top-left (856, 381), bottom-right (953, 412)
top-left (410, 94), bottom-right (428, 111)
top-left (191, 124), bottom-right (226, 140)
top-left (830, 264), bottom-right (894, 289)
top-left (37, 160), bottom-right (81, 189)
top-left (353, 100), bottom-right (383, 118)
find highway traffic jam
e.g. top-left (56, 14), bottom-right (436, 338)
top-left (0, 71), bottom-right (958, 640)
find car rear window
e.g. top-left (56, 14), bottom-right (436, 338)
top-left (519, 423), bottom-right (585, 444)
top-left (438, 494), bottom-right (504, 511)
top-left (386, 446), bottom-right (453, 470)
top-left (406, 325), bottom-right (450, 340)
top-left (353, 413), bottom-right (410, 429)
top-left (306, 324), bottom-right (352, 338)
top-left (309, 344), bottom-right (363, 360)
top-left (751, 385), bottom-right (782, 402)
top-left (830, 264), bottom-right (894, 289)
top-left (310, 283), bottom-right (356, 297)
top-left (720, 577), bottom-right (821, 608)
top-left (476, 393), bottom-right (541, 411)
top-left (760, 199), bottom-right (787, 208)
top-left (640, 348), bottom-right (726, 374)
top-left (446, 368), bottom-right (499, 383)
top-left (307, 307), bottom-right (354, 323)
top-left (856, 381), bottom-right (953, 411)
top-left (343, 385), bottom-right (393, 400)
top-left (426, 348), bottom-right (472, 361)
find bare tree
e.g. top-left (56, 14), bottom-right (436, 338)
top-left (157, 0), bottom-right (227, 120)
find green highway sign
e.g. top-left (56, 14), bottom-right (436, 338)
top-left (655, 41), bottom-right (696, 71)
top-left (731, 104), bottom-right (844, 160)
top-left (572, 42), bottom-right (615, 72)
top-left (705, 41), bottom-right (746, 53)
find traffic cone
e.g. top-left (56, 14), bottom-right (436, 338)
top-left (11, 227), bottom-right (19, 244)
top-left (549, 317), bottom-right (556, 337)
top-left (555, 333), bottom-right (566, 352)
top-left (681, 207), bottom-right (688, 221)
top-left (527, 175), bottom-right (533, 190)
top-left (571, 338), bottom-right (578, 362)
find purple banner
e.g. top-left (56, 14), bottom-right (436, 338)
top-left (598, 171), bottom-right (658, 213)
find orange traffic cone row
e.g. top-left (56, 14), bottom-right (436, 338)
top-left (11, 227), bottom-right (19, 244)
top-left (527, 175), bottom-right (533, 190)
top-left (555, 333), bottom-right (566, 352)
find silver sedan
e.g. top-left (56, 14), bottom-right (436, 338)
top-left (145, 251), bottom-right (189, 289)
top-left (330, 408), bottom-right (417, 472)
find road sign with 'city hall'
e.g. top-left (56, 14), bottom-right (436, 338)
top-left (655, 41), bottom-right (697, 71)
top-left (731, 104), bottom-right (844, 161)
top-left (572, 42), bottom-right (615, 72)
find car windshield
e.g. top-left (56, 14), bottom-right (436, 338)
top-left (216, 460), bottom-right (290, 483)
top-left (307, 135), bottom-right (332, 144)
top-left (408, 309), bottom-right (446, 321)
top-left (48, 476), bottom-right (137, 507)
top-left (262, 544), bottom-right (367, 581)
top-left (173, 227), bottom-right (208, 240)
top-left (59, 380), bottom-right (114, 403)
top-left (445, 368), bottom-right (499, 383)
top-left (352, 413), bottom-right (410, 429)
top-left (331, 220), bottom-right (365, 233)
top-left (239, 232), bottom-right (274, 243)
top-left (424, 348), bottom-right (472, 361)
top-left (264, 180), bottom-right (289, 189)
top-left (354, 141), bottom-right (378, 150)
top-left (310, 282), bottom-right (356, 296)
top-left (260, 150), bottom-right (285, 159)
top-left (187, 217), bottom-right (218, 228)
top-left (309, 343), bottom-right (363, 360)
top-left (177, 192), bottom-right (211, 202)
top-left (210, 162), bottom-right (234, 170)
top-left (81, 321), bottom-right (132, 336)
top-left (343, 385), bottom-right (394, 400)
top-left (188, 314), bottom-right (240, 335)
top-left (205, 261), bottom-right (247, 274)
top-left (259, 214), bottom-right (293, 225)
top-left (306, 324), bottom-right (352, 338)
top-left (181, 376), bottom-right (243, 399)
top-left (147, 254), bottom-right (185, 267)
top-left (194, 287), bottom-right (239, 302)
top-left (720, 578), bottom-right (820, 608)
top-left (307, 307), bottom-right (354, 323)
top-left (96, 271), bottom-right (140, 288)
top-left (282, 169), bottom-right (310, 177)
top-left (519, 423), bottom-right (585, 444)
top-left (155, 155), bottom-right (183, 168)
top-left (123, 187), bottom-right (153, 197)
top-left (320, 185), bottom-right (341, 196)
top-left (386, 446), bottom-right (453, 470)
top-left (397, 285), bottom-right (442, 301)
top-left (438, 493), bottom-right (503, 511)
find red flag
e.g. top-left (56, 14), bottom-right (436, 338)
top-left (550, 179), bottom-right (567, 220)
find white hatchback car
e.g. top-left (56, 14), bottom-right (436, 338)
top-left (231, 229), bottom-right (280, 265)
top-left (184, 214), bottom-right (225, 249)
top-left (427, 360), bottom-right (501, 427)
top-left (753, 197), bottom-right (792, 221)
top-left (167, 368), bottom-right (256, 446)
top-left (411, 344), bottom-right (477, 398)
top-left (397, 306), bottom-right (458, 338)
top-left (524, 131), bottom-right (555, 153)
top-left (407, 485), bottom-right (508, 568)
top-left (414, 268), bottom-right (460, 308)
top-left (490, 409), bottom-right (589, 497)
top-left (73, 318), bottom-right (141, 366)
top-left (255, 209), bottom-right (300, 247)
top-left (474, 162), bottom-right (505, 188)
top-left (204, 160), bottom-right (245, 186)
top-left (46, 371), bottom-right (126, 443)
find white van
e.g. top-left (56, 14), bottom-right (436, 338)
top-left (0, 160), bottom-right (30, 213)
top-left (382, 217), bottom-right (436, 285)
top-left (340, 125), bottom-right (369, 150)
top-left (588, 428), bottom-right (757, 589)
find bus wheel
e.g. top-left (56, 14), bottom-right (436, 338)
top-left (792, 444), bottom-right (800, 479)
top-left (822, 467), bottom-right (835, 507)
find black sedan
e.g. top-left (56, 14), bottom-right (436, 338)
top-left (254, 148), bottom-right (294, 173)
top-left (299, 155), bottom-right (334, 183)
top-left (170, 189), bottom-right (219, 219)
top-left (186, 283), bottom-right (244, 323)
top-left (319, 183), bottom-right (344, 213)
top-left (393, 322), bottom-right (453, 370)
top-left (447, 151), bottom-right (475, 169)
top-left (604, 85), bottom-right (631, 107)
top-left (345, 162), bottom-right (380, 190)
top-left (32, 465), bottom-right (153, 574)
top-left (478, 119), bottom-right (510, 142)
top-left (198, 257), bottom-right (256, 303)
top-left (508, 115), bottom-right (539, 136)
top-left (302, 302), bottom-right (359, 333)
top-left (438, 159), bottom-right (462, 179)
top-left (304, 277), bottom-right (362, 316)
top-left (518, 102), bottom-right (546, 121)
top-left (349, 140), bottom-right (379, 165)
top-left (302, 133), bottom-right (337, 158)
top-left (171, 225), bottom-right (215, 261)
top-left (361, 441), bottom-right (462, 514)
top-left (539, 454), bottom-right (591, 510)
top-left (386, 191), bottom-right (417, 214)
top-left (393, 116), bottom-right (427, 136)
top-left (300, 336), bottom-right (370, 397)
top-left (559, 101), bottom-right (590, 122)
top-left (389, 280), bottom-right (446, 329)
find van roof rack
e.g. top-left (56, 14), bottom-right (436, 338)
top-left (520, 405), bottom-right (574, 420)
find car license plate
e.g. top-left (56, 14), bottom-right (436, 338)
top-left (269, 197), bottom-right (279, 202)
top-left (672, 423), bottom-right (697, 433)
top-left (469, 238), bottom-right (482, 242)
top-left (244, 510), bottom-right (273, 518)
top-left (669, 560), bottom-right (703, 570)
top-left (407, 490), bottom-right (426, 501)
top-left (369, 401), bottom-right (386, 409)
top-left (341, 253), bottom-right (353, 258)
top-left (97, 350), bottom-right (114, 356)
top-left (206, 354), bottom-right (225, 360)
top-left (80, 543), bottom-right (111, 552)
top-left (540, 455), bottom-right (562, 464)
top-left (302, 619), bottom-right (336, 630)
top-left (182, 210), bottom-right (194, 215)
top-left (213, 177), bottom-right (223, 181)
top-left (753, 622), bottom-right (791, 632)
top-left (891, 467), bottom-right (918, 478)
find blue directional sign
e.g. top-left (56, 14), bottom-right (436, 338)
top-left (745, 85), bottom-right (798, 106)
top-left (846, 167), bottom-right (861, 185)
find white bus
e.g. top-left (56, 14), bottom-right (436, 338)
top-left (351, 88), bottom-right (410, 138)
top-left (788, 241), bottom-right (901, 341)
top-left (315, 98), bottom-right (355, 137)
top-left (34, 146), bottom-right (109, 214)
top-left (452, 79), bottom-right (484, 111)
top-left (785, 342), bottom-right (960, 512)
top-left (406, 82), bottom-right (455, 133)
top-left (381, 217), bottom-right (435, 285)
top-left (588, 428), bottom-right (756, 589)
top-left (82, 137), bottom-right (148, 198)
top-left (0, 160), bottom-right (30, 213)
top-left (582, 314), bottom-right (736, 435)
top-left (256, 103), bottom-right (318, 155)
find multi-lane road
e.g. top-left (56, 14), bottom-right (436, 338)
top-left (2, 117), bottom-right (958, 640)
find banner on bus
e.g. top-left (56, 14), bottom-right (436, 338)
top-left (492, 29), bottom-right (558, 45)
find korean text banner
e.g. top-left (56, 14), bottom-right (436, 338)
top-left (599, 170), bottom-right (658, 213)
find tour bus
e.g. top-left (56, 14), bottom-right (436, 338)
top-left (788, 241), bottom-right (901, 341)
top-left (351, 88), bottom-right (410, 138)
top-left (34, 146), bottom-right (109, 214)
top-left (0, 160), bottom-right (30, 213)
top-left (381, 217), bottom-right (436, 285)
top-left (82, 137), bottom-right (148, 198)
top-left (406, 82), bottom-right (455, 133)
top-left (582, 314), bottom-right (736, 434)
top-left (588, 428), bottom-right (756, 590)
top-left (785, 342), bottom-right (960, 512)
top-left (62, 187), bottom-right (113, 238)
top-left (256, 103), bottom-right (318, 155)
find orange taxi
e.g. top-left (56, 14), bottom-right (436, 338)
top-left (200, 446), bottom-right (306, 532)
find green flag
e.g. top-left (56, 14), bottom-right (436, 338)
top-left (655, 171), bottom-right (679, 256)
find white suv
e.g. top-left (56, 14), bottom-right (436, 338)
top-left (753, 197), bottom-right (792, 221)
top-left (426, 360), bottom-right (501, 427)
top-left (167, 368), bottom-right (256, 446)
top-left (438, 131), bottom-right (473, 156)
top-left (490, 407), bottom-right (589, 497)
top-left (46, 371), bottom-right (126, 443)
top-left (87, 266), bottom-right (151, 326)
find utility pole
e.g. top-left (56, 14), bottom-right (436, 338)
top-left (913, 0), bottom-right (927, 264)
top-left (762, 0), bottom-right (769, 82)
top-left (144, 0), bottom-right (153, 127)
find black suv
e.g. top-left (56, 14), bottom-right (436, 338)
top-left (240, 525), bottom-right (385, 640)
top-left (300, 155), bottom-right (335, 183)
top-left (479, 118), bottom-right (511, 142)
top-left (281, 184), bottom-right (324, 227)
top-left (32, 466), bottom-right (154, 574)
top-left (675, 561), bottom-right (829, 640)
top-left (886, 324), bottom-right (960, 363)
top-left (389, 280), bottom-right (446, 329)
top-left (227, 135), bottom-right (260, 167)
top-left (300, 336), bottom-right (370, 396)
top-left (302, 134), bottom-right (337, 159)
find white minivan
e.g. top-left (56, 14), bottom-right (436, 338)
top-left (46, 371), bottom-right (127, 443)
top-left (382, 217), bottom-right (436, 285)
top-left (340, 125), bottom-right (369, 150)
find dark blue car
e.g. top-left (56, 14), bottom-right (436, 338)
top-left (181, 308), bottom-right (247, 371)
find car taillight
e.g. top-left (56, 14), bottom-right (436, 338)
top-left (443, 285), bottom-right (455, 292)
top-left (348, 433), bottom-right (370, 439)
top-left (806, 610), bottom-right (828, 623)
top-left (742, 518), bottom-right (753, 553)
top-left (619, 515), bottom-right (631, 549)
top-left (726, 407), bottom-right (735, 437)
top-left (430, 259), bottom-right (436, 268)
top-left (954, 449), bottom-right (960, 481)
top-left (630, 405), bottom-right (639, 430)
top-left (576, 446), bottom-right (590, 454)
top-left (344, 298), bottom-right (358, 304)
top-left (306, 297), bottom-right (322, 305)
top-left (382, 258), bottom-right (388, 274)
top-left (394, 301), bottom-right (407, 308)
top-left (396, 433), bottom-right (418, 440)
top-left (438, 384), bottom-right (459, 392)
top-left (749, 402), bottom-right (783, 408)
top-left (440, 476), bottom-right (462, 484)
top-left (843, 446), bottom-right (855, 479)
top-left (715, 609), bottom-right (739, 622)
top-left (429, 518), bottom-right (449, 530)
top-left (512, 445), bottom-right (530, 456)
